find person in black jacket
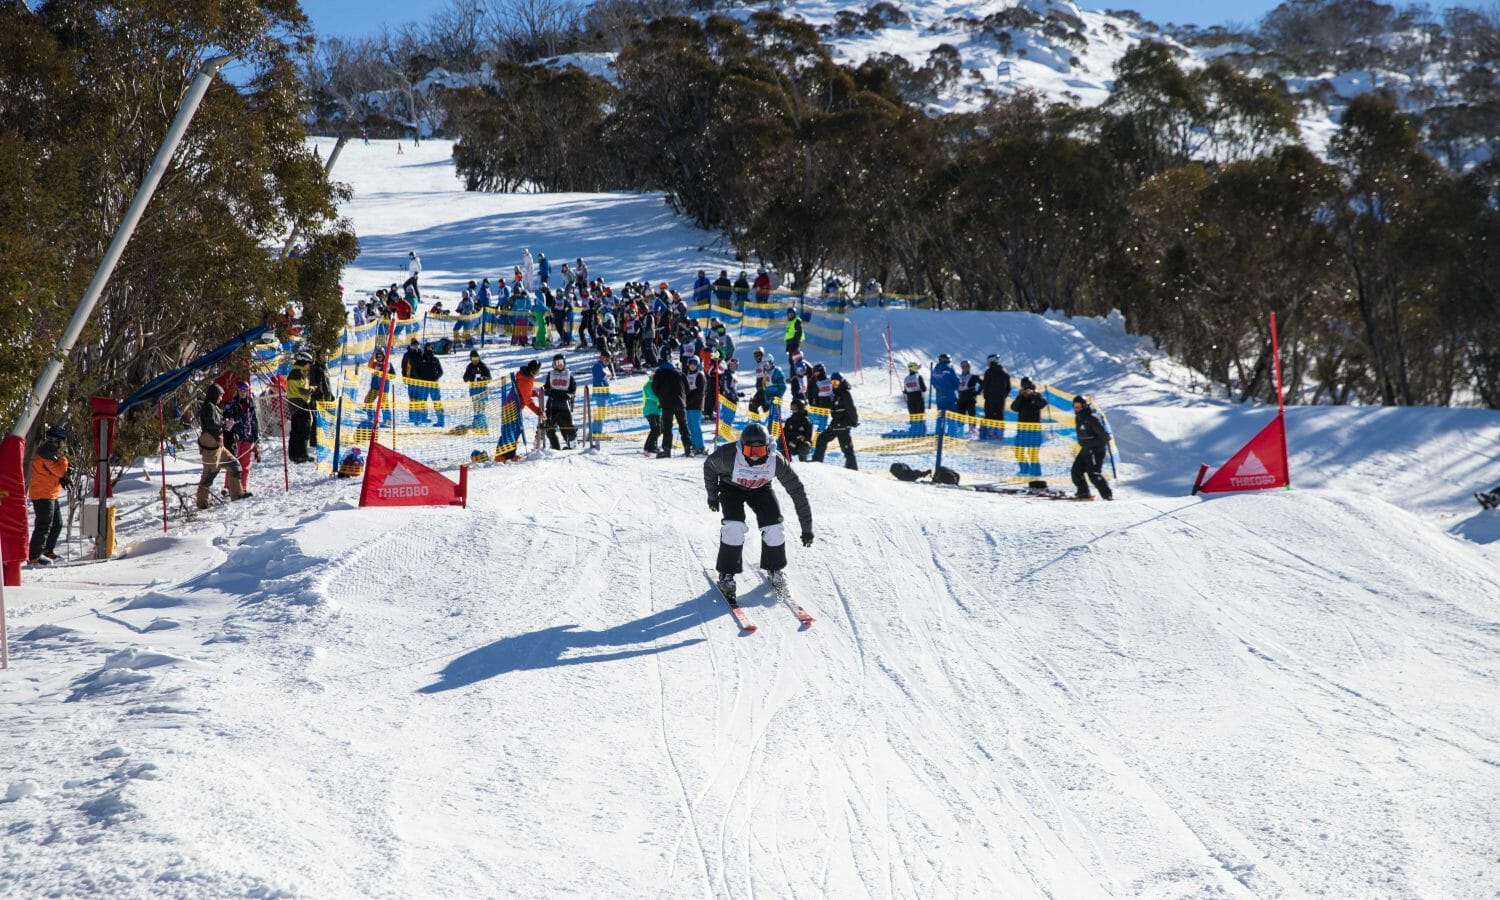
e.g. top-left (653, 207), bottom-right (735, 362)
top-left (651, 358), bottom-right (693, 458)
top-left (542, 353), bottom-right (577, 448)
top-left (418, 342), bottom-right (446, 427)
top-left (683, 356), bottom-right (707, 456)
top-left (1010, 377), bottom-right (1048, 479)
top-left (463, 349), bottom-right (492, 431)
top-left (308, 350), bottom-right (333, 452)
top-left (732, 271), bottom-right (750, 310)
top-left (783, 399), bottom-right (814, 462)
top-left (956, 360), bottom-right (981, 417)
top-left (812, 373), bottom-right (859, 470)
top-left (981, 354), bottom-right (1011, 441)
top-left (401, 338), bottom-right (426, 424)
top-left (1070, 396), bottom-right (1114, 500)
top-left (702, 423), bottom-right (813, 602)
top-left (713, 270), bottom-right (733, 306)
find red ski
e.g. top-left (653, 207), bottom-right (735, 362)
top-left (715, 573), bottom-right (757, 633)
top-left (767, 571), bottom-right (815, 629)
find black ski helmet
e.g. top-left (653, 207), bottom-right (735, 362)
top-left (739, 423), bottom-right (770, 463)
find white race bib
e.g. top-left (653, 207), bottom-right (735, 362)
top-left (548, 371), bottom-right (571, 390)
top-left (904, 373), bottom-right (922, 393)
top-left (730, 442), bottom-right (777, 489)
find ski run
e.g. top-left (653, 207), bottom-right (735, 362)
top-left (1, 139), bottom-right (1498, 898)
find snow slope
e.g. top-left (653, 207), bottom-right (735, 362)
top-left (3, 141), bottom-right (1499, 898)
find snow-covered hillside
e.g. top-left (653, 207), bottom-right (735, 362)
top-left (3, 141), bottom-right (1499, 898)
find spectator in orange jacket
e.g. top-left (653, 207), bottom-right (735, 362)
top-left (28, 425), bottom-right (70, 565)
top-left (514, 359), bottom-right (543, 417)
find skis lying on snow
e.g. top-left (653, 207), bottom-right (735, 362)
top-left (969, 484), bottom-right (1096, 501)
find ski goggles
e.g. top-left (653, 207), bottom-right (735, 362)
top-left (741, 443), bottom-right (769, 461)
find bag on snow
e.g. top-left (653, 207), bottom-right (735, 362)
top-left (932, 466), bottom-right (961, 486)
top-left (889, 462), bottom-right (931, 482)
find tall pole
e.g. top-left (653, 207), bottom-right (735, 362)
top-left (1271, 312), bottom-right (1290, 489)
top-left (0, 53), bottom-right (234, 648)
top-left (9, 54), bottom-right (234, 443)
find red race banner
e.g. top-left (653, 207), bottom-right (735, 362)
top-left (359, 442), bottom-right (467, 508)
top-left (1194, 413), bottom-right (1289, 495)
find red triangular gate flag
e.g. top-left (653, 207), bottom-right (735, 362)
top-left (1196, 413), bottom-right (1289, 494)
top-left (359, 442), bottom-right (467, 508)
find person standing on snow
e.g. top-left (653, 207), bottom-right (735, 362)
top-left (403, 251), bottom-right (422, 301)
top-left (1010, 377), bottom-right (1048, 479)
top-left (748, 347), bottom-right (768, 415)
top-left (713, 270), bottom-right (733, 306)
top-left (956, 360), bottom-right (982, 418)
top-left (812, 372), bottom-right (859, 469)
top-left (27, 425), bottom-right (70, 565)
top-left (692, 270), bottom-right (713, 307)
top-left (223, 381), bottom-right (262, 496)
top-left (783, 309), bottom-right (803, 356)
top-left (902, 362), bottom-right (927, 436)
top-left (783, 399), bottom-right (814, 462)
top-left (196, 384), bottom-right (244, 508)
top-left (463, 350), bottom-right (492, 432)
top-left (703, 422), bottom-right (814, 603)
top-left (1070, 396), bottom-right (1114, 500)
top-left (683, 356), bottom-right (708, 456)
top-left (931, 353), bottom-right (959, 414)
top-left (732, 271), bottom-right (750, 310)
top-left (542, 354), bottom-right (577, 449)
top-left (285, 351), bottom-right (316, 463)
top-left (651, 358), bottom-right (693, 458)
top-left (981, 354), bottom-right (1011, 441)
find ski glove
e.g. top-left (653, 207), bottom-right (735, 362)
top-left (801, 532), bottom-right (814, 547)
top-left (707, 498), bottom-right (719, 512)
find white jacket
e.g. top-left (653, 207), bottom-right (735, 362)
top-left (408, 255), bottom-right (422, 276)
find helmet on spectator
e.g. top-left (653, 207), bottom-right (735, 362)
top-left (908, 362), bottom-right (920, 372)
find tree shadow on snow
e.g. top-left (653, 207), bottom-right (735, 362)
top-left (418, 593), bottom-right (716, 693)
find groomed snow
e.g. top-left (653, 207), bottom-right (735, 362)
top-left (2, 139), bottom-right (1498, 898)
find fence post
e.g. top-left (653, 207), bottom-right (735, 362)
top-left (330, 391), bottom-right (344, 479)
top-left (934, 410), bottom-right (946, 473)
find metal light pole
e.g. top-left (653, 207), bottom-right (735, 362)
top-left (0, 54), bottom-right (234, 666)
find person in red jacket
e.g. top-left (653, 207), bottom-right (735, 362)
top-left (514, 359), bottom-right (543, 418)
top-left (752, 268), bottom-right (772, 304)
top-left (28, 425), bottom-right (70, 565)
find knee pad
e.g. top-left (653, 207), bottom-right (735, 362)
top-left (760, 522), bottom-right (785, 547)
top-left (720, 520), bottom-right (749, 547)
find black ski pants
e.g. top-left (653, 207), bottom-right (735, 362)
top-left (813, 426), bottom-right (858, 470)
top-left (30, 498), bottom-right (62, 559)
top-left (659, 407), bottom-right (692, 455)
top-left (716, 484), bottom-right (786, 574)
top-left (546, 402), bottom-right (576, 448)
top-left (289, 406), bottom-right (314, 462)
top-left (1072, 446), bottom-right (1112, 498)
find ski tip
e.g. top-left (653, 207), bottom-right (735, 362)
top-left (742, 624), bottom-right (758, 634)
top-left (799, 619), bottom-right (815, 630)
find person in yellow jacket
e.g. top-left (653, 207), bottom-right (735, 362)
top-left (28, 425), bottom-right (70, 565)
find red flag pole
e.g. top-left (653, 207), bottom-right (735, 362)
top-left (158, 401), bottom-right (168, 532)
top-left (1270, 312), bottom-right (1290, 488)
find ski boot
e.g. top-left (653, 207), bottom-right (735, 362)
top-left (716, 573), bottom-right (737, 605)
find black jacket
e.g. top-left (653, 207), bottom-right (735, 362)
top-left (783, 411), bottom-right (813, 446)
top-left (652, 366), bottom-right (687, 412)
top-left (702, 443), bottom-right (812, 534)
top-left (982, 364), bottom-right (1011, 410)
top-left (417, 349), bottom-right (444, 381)
top-left (683, 370), bottom-right (706, 408)
top-left (826, 385), bottom-right (859, 429)
top-left (1074, 407), bottom-right (1111, 450)
top-left (401, 346), bottom-right (423, 379)
top-left (1010, 389), bottom-right (1047, 423)
top-left (463, 360), bottom-right (491, 383)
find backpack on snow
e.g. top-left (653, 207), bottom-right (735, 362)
top-left (889, 462), bottom-right (931, 482)
top-left (932, 466), bottom-right (961, 486)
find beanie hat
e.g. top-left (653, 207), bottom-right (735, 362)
top-left (1020, 377), bottom-right (1035, 390)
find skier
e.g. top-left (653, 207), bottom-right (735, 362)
top-left (981, 354), bottom-right (1011, 441)
top-left (902, 362), bottom-right (927, 436)
top-left (783, 399), bottom-right (814, 462)
top-left (463, 350), bottom-right (492, 431)
top-left (542, 353), bottom-right (577, 449)
top-left (1010, 377), bottom-right (1048, 479)
top-left (27, 425), bottom-right (69, 565)
top-left (1070, 395), bottom-right (1114, 500)
top-left (703, 422), bottom-right (814, 604)
top-left (956, 360), bottom-right (982, 418)
top-left (403, 251), bottom-right (421, 301)
top-left (812, 372), bottom-right (859, 469)
top-left (683, 356), bottom-right (708, 456)
top-left (749, 347), bottom-right (768, 415)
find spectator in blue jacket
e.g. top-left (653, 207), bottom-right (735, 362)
top-left (692, 270), bottom-right (713, 307)
top-left (592, 352), bottom-right (614, 391)
top-left (537, 252), bottom-right (551, 286)
top-left (931, 353), bottom-right (959, 413)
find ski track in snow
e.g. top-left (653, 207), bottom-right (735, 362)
top-left (2, 138), bottom-right (1499, 897)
